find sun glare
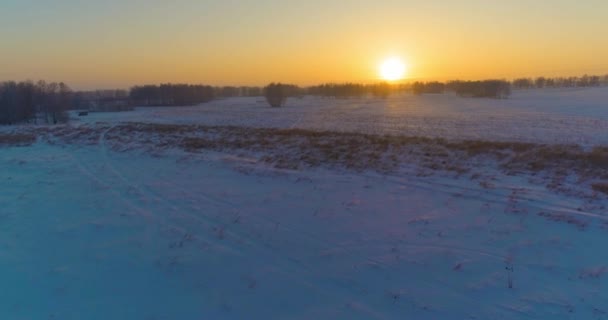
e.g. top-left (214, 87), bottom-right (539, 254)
top-left (379, 57), bottom-right (407, 81)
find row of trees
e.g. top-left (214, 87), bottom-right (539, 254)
top-left (266, 80), bottom-right (514, 106)
top-left (227, 73), bottom-right (608, 98)
top-left (110, 73), bottom-right (608, 110)
top-left (3, 72), bottom-right (607, 122)
top-left (129, 84), bottom-right (215, 106)
top-left (412, 81), bottom-right (445, 95)
top-left (72, 84), bottom-right (259, 110)
top-left (129, 85), bottom-right (265, 103)
top-left (512, 75), bottom-right (608, 89)
top-left (412, 80), bottom-right (512, 98)
top-left (71, 89), bottom-right (130, 111)
top-left (214, 86), bottom-right (263, 97)
top-left (449, 80), bottom-right (511, 98)
top-left (263, 82), bottom-right (403, 107)
top-left (307, 82), bottom-right (401, 99)
top-left (0, 80), bottom-right (71, 125)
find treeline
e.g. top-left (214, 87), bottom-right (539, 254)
top-left (409, 74), bottom-right (608, 97)
top-left (128, 85), bottom-right (266, 105)
top-left (0, 80), bottom-right (71, 125)
top-left (412, 80), bottom-right (512, 98)
top-left (130, 84), bottom-right (215, 106)
top-left (121, 73), bottom-right (608, 109)
top-left (512, 74), bottom-right (608, 89)
top-left (263, 82), bottom-right (402, 107)
top-left (266, 81), bottom-right (510, 101)
top-left (213, 86), bottom-right (263, 97)
top-left (4, 72), bottom-right (607, 123)
top-left (448, 80), bottom-right (511, 98)
top-left (307, 82), bottom-right (400, 98)
top-left (72, 89), bottom-right (130, 111)
top-left (412, 81), bottom-right (445, 94)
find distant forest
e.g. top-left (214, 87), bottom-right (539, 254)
top-left (1, 74), bottom-right (608, 124)
top-left (0, 80), bottom-right (72, 125)
top-left (130, 84), bottom-right (215, 106)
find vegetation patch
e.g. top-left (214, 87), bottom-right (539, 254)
top-left (592, 183), bottom-right (608, 195)
top-left (0, 133), bottom-right (36, 146)
top-left (538, 211), bottom-right (589, 230)
top-left (27, 122), bottom-right (608, 198)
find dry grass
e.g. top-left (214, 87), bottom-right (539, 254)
top-left (48, 126), bottom-right (108, 145)
top-left (588, 147), bottom-right (608, 168)
top-left (592, 182), bottom-right (608, 195)
top-left (129, 123), bottom-right (190, 135)
top-left (101, 124), bottom-right (608, 177)
top-left (538, 211), bottom-right (589, 230)
top-left (446, 140), bottom-right (535, 156)
top-left (0, 133), bottom-right (36, 146)
top-left (24, 122), bottom-right (608, 197)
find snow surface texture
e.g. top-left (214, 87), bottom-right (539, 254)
top-left (1, 88), bottom-right (608, 319)
top-left (74, 87), bottom-right (608, 146)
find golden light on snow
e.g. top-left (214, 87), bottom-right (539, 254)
top-left (379, 57), bottom-right (407, 81)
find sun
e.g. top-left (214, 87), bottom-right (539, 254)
top-left (379, 57), bottom-right (407, 81)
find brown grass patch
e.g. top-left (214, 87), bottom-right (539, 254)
top-left (0, 133), bottom-right (36, 146)
top-left (538, 211), bottom-right (589, 230)
top-left (28, 123), bottom-right (608, 197)
top-left (447, 140), bottom-right (535, 156)
top-left (95, 125), bottom-right (608, 181)
top-left (588, 147), bottom-right (608, 168)
top-left (592, 182), bottom-right (608, 195)
top-left (131, 123), bottom-right (189, 134)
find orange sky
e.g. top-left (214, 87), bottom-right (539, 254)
top-left (1, 0), bottom-right (607, 89)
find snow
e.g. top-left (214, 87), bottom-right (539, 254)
top-left (2, 88), bottom-right (608, 319)
top-left (74, 87), bottom-right (608, 146)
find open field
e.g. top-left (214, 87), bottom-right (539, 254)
top-left (2, 88), bottom-right (608, 319)
top-left (74, 87), bottom-right (608, 146)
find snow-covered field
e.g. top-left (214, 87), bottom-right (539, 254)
top-left (77, 87), bottom-right (608, 146)
top-left (2, 88), bottom-right (608, 319)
